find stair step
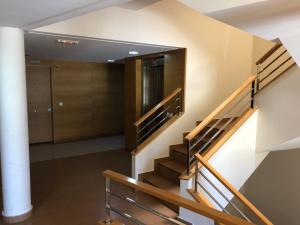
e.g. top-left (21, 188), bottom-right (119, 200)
top-left (155, 157), bottom-right (185, 184)
top-left (140, 171), bottom-right (180, 193)
top-left (140, 171), bottom-right (180, 212)
top-left (170, 142), bottom-right (207, 164)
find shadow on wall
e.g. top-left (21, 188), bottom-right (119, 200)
top-left (227, 149), bottom-right (300, 225)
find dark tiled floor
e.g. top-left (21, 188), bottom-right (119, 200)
top-left (1, 149), bottom-right (131, 225)
top-left (0, 149), bottom-right (177, 225)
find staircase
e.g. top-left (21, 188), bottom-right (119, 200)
top-left (134, 41), bottom-right (296, 223)
top-left (139, 118), bottom-right (237, 211)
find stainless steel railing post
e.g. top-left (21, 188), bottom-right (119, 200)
top-left (104, 177), bottom-right (111, 224)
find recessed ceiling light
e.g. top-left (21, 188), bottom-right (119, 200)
top-left (107, 59), bottom-right (115, 63)
top-left (56, 39), bottom-right (80, 45)
top-left (129, 51), bottom-right (139, 55)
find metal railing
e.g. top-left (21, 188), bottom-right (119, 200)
top-left (193, 155), bottom-right (274, 225)
top-left (102, 170), bottom-right (254, 225)
top-left (135, 88), bottom-right (182, 148)
top-left (256, 43), bottom-right (296, 91)
top-left (184, 76), bottom-right (256, 175)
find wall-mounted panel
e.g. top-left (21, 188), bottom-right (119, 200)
top-left (51, 61), bottom-right (124, 143)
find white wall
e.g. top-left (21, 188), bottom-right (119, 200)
top-left (256, 65), bottom-right (300, 152)
top-left (281, 32), bottom-right (300, 67)
top-left (178, 111), bottom-right (268, 222)
top-left (34, 0), bottom-right (256, 178)
top-left (198, 111), bottom-right (268, 209)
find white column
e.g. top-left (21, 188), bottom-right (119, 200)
top-left (0, 27), bottom-right (32, 222)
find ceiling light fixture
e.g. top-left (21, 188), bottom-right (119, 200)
top-left (107, 59), bottom-right (115, 63)
top-left (56, 39), bottom-right (80, 45)
top-left (129, 51), bottom-right (139, 55)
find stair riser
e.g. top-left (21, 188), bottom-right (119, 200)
top-left (170, 149), bottom-right (187, 165)
top-left (155, 163), bottom-right (181, 185)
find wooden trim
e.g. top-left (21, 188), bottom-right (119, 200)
top-left (103, 170), bottom-right (253, 225)
top-left (134, 88), bottom-right (182, 126)
top-left (3, 208), bottom-right (32, 224)
top-left (256, 43), bottom-right (282, 65)
top-left (185, 76), bottom-right (256, 142)
top-left (195, 155), bottom-right (274, 225)
top-left (180, 107), bottom-right (257, 180)
top-left (188, 189), bottom-right (214, 208)
top-left (188, 189), bottom-right (225, 225)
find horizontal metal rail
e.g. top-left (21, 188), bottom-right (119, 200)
top-left (109, 192), bottom-right (185, 225)
top-left (190, 89), bottom-right (252, 150)
top-left (259, 56), bottom-right (292, 84)
top-left (110, 206), bottom-right (146, 225)
top-left (137, 98), bottom-right (179, 134)
top-left (137, 106), bottom-right (179, 144)
top-left (258, 49), bottom-right (287, 74)
top-left (196, 181), bottom-right (229, 214)
top-left (199, 171), bottom-right (252, 223)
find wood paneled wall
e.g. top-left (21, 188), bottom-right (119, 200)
top-left (51, 61), bottom-right (124, 142)
top-left (124, 49), bottom-right (186, 151)
top-left (124, 58), bottom-right (142, 151)
top-left (164, 49), bottom-right (186, 110)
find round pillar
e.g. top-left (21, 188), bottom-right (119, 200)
top-left (0, 26), bottom-right (32, 223)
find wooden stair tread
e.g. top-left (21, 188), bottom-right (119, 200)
top-left (156, 157), bottom-right (186, 174)
top-left (170, 143), bottom-right (203, 155)
top-left (141, 172), bottom-right (180, 194)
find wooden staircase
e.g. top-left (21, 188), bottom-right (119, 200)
top-left (139, 118), bottom-right (237, 211)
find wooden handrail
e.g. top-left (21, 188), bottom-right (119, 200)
top-left (256, 43), bottom-right (282, 65)
top-left (185, 76), bottom-right (256, 141)
top-left (195, 154), bottom-right (274, 225)
top-left (103, 170), bottom-right (253, 225)
top-left (134, 88), bottom-right (182, 127)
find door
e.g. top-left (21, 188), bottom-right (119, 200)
top-left (26, 66), bottom-right (53, 144)
top-left (142, 57), bottom-right (164, 114)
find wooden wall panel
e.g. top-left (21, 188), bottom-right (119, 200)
top-left (92, 64), bottom-right (124, 136)
top-left (124, 58), bottom-right (142, 151)
top-left (52, 61), bottom-right (124, 143)
top-left (164, 49), bottom-right (186, 110)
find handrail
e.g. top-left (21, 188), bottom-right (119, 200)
top-left (256, 43), bottom-right (282, 65)
top-left (194, 154), bottom-right (274, 225)
top-left (134, 88), bottom-right (182, 126)
top-left (103, 170), bottom-right (254, 225)
top-left (185, 76), bottom-right (256, 142)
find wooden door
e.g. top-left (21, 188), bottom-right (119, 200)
top-left (26, 66), bottom-right (53, 144)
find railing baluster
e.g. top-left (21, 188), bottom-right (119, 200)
top-left (256, 64), bottom-right (260, 92)
top-left (251, 80), bottom-right (255, 109)
top-left (185, 138), bottom-right (191, 176)
top-left (105, 177), bottom-right (111, 224)
top-left (194, 160), bottom-right (198, 193)
top-left (177, 92), bottom-right (181, 115)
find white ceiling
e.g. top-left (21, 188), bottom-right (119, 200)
top-left (178, 0), bottom-right (268, 14)
top-left (25, 32), bottom-right (177, 63)
top-left (0, 0), bottom-right (159, 30)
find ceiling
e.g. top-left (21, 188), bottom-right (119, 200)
top-left (178, 0), bottom-right (269, 14)
top-left (25, 32), bottom-right (177, 63)
top-left (0, 0), bottom-right (159, 30)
